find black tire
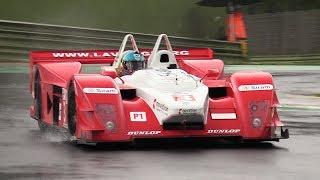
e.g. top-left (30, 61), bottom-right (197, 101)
top-left (34, 68), bottom-right (47, 132)
top-left (67, 81), bottom-right (77, 135)
top-left (34, 69), bottom-right (41, 120)
top-left (38, 120), bottom-right (47, 132)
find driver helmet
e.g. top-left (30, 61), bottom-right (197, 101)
top-left (121, 50), bottom-right (146, 75)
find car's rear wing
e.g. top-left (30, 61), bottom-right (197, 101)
top-left (29, 48), bottom-right (214, 66)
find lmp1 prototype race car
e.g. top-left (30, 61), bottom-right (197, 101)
top-left (29, 33), bottom-right (289, 144)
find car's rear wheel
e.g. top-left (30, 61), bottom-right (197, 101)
top-left (34, 68), bottom-right (47, 132)
top-left (37, 120), bottom-right (47, 132)
top-left (67, 81), bottom-right (77, 136)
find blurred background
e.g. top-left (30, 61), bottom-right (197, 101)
top-left (0, 0), bottom-right (320, 64)
top-left (0, 0), bottom-right (226, 39)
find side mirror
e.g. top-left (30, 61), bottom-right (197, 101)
top-left (101, 69), bottom-right (118, 79)
top-left (200, 68), bottom-right (220, 82)
top-left (207, 69), bottom-right (219, 77)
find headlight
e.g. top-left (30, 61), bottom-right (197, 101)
top-left (105, 121), bottom-right (115, 131)
top-left (95, 104), bottom-right (117, 132)
top-left (252, 117), bottom-right (262, 128)
top-left (251, 104), bottom-right (258, 111)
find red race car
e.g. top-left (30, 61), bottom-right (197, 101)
top-left (29, 34), bottom-right (289, 144)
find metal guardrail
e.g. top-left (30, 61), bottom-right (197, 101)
top-left (249, 54), bottom-right (320, 65)
top-left (0, 20), bottom-right (243, 63)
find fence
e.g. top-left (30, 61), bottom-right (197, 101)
top-left (245, 9), bottom-right (320, 64)
top-left (0, 20), bottom-right (243, 63)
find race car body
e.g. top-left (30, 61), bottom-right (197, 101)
top-left (29, 34), bottom-right (289, 143)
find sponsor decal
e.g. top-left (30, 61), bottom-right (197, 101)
top-left (173, 94), bottom-right (195, 101)
top-left (153, 99), bottom-right (168, 112)
top-left (52, 52), bottom-right (90, 58)
top-left (52, 52), bottom-right (119, 58)
top-left (211, 113), bottom-right (237, 120)
top-left (141, 50), bottom-right (189, 57)
top-left (127, 131), bottom-right (161, 136)
top-left (207, 129), bottom-right (241, 134)
top-left (179, 109), bottom-right (197, 114)
top-left (173, 50), bottom-right (189, 56)
top-left (83, 88), bottom-right (118, 94)
top-left (51, 50), bottom-right (189, 58)
top-left (238, 84), bottom-right (273, 92)
top-left (130, 112), bottom-right (147, 122)
top-left (93, 52), bottom-right (119, 57)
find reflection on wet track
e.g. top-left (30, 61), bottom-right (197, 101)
top-left (0, 66), bottom-right (319, 180)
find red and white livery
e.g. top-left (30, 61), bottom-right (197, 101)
top-left (29, 34), bottom-right (289, 143)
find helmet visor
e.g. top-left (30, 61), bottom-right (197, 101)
top-left (123, 61), bottom-right (145, 74)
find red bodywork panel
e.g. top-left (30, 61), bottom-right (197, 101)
top-left (29, 48), bottom-right (288, 143)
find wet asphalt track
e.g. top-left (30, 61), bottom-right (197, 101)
top-left (0, 66), bottom-right (320, 180)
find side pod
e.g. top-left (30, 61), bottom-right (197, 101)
top-left (230, 71), bottom-right (282, 140)
top-left (72, 75), bottom-right (129, 142)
